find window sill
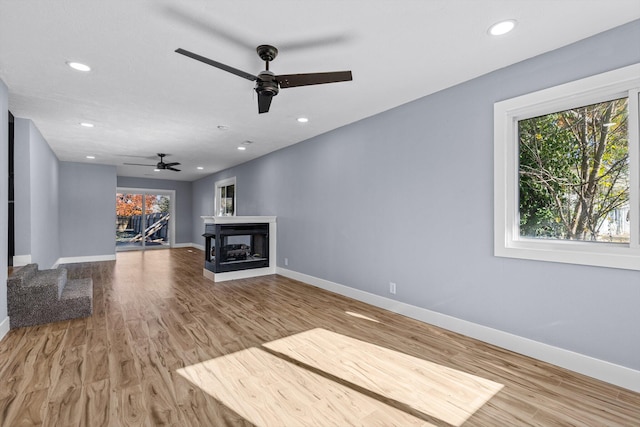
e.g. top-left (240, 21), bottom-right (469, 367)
top-left (495, 239), bottom-right (640, 270)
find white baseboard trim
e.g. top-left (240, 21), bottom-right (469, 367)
top-left (56, 254), bottom-right (117, 267)
top-left (173, 242), bottom-right (195, 248)
top-left (203, 266), bottom-right (276, 283)
top-left (276, 267), bottom-right (640, 393)
top-left (12, 255), bottom-right (32, 267)
top-left (0, 316), bottom-right (10, 342)
top-left (190, 243), bottom-right (205, 251)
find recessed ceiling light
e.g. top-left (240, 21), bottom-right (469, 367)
top-left (154, 168), bottom-right (161, 172)
top-left (237, 146), bottom-right (247, 151)
top-left (488, 20), bottom-right (517, 36)
top-left (86, 155), bottom-right (95, 159)
top-left (197, 166), bottom-right (204, 170)
top-left (80, 122), bottom-right (94, 128)
top-left (297, 117), bottom-right (309, 123)
top-left (67, 61), bottom-right (91, 72)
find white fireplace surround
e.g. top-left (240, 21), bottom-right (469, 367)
top-left (201, 216), bottom-right (276, 282)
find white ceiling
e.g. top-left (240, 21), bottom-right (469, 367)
top-left (1, 1), bottom-right (639, 181)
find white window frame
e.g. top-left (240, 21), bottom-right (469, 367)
top-left (215, 177), bottom-right (236, 216)
top-left (494, 64), bottom-right (640, 270)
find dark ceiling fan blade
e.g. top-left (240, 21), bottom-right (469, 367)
top-left (257, 93), bottom-right (273, 114)
top-left (175, 48), bottom-right (257, 81)
top-left (164, 162), bottom-right (181, 167)
top-left (277, 34), bottom-right (352, 51)
top-left (165, 6), bottom-right (351, 53)
top-left (167, 167), bottom-right (181, 172)
top-left (276, 71), bottom-right (352, 89)
top-left (124, 162), bottom-right (156, 166)
top-left (164, 6), bottom-right (255, 51)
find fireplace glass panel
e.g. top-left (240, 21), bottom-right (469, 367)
top-left (203, 223), bottom-right (269, 273)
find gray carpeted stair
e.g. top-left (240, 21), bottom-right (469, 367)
top-left (7, 263), bottom-right (93, 329)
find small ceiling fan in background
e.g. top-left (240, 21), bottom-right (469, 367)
top-left (124, 153), bottom-right (181, 171)
top-left (175, 44), bottom-right (353, 113)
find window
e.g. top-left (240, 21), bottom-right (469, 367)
top-left (115, 188), bottom-right (175, 251)
top-left (494, 64), bottom-right (640, 270)
top-left (215, 177), bottom-right (236, 216)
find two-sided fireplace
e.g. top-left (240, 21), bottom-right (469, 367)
top-left (203, 223), bottom-right (269, 274)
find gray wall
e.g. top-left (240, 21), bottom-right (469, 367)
top-left (59, 162), bottom-right (117, 258)
top-left (192, 20), bottom-right (640, 370)
top-left (14, 118), bottom-right (60, 269)
top-left (117, 176), bottom-right (193, 245)
top-left (0, 79), bottom-right (8, 323)
top-left (13, 119), bottom-right (31, 256)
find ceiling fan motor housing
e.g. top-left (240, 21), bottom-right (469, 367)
top-left (256, 71), bottom-right (279, 97)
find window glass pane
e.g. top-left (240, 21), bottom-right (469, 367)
top-left (217, 184), bottom-right (235, 216)
top-left (115, 193), bottom-right (144, 249)
top-left (518, 97), bottom-right (629, 243)
top-left (223, 184), bottom-right (235, 215)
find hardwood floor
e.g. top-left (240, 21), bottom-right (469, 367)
top-left (1, 248), bottom-right (638, 426)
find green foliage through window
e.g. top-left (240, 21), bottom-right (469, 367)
top-left (518, 98), bottom-right (629, 242)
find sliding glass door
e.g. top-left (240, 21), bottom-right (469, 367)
top-left (116, 190), bottom-right (173, 251)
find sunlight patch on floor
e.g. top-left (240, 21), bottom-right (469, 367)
top-left (265, 328), bottom-right (503, 426)
top-left (177, 346), bottom-right (433, 426)
top-left (177, 328), bottom-right (503, 426)
top-left (345, 311), bottom-right (380, 323)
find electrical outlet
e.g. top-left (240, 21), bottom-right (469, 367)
top-left (284, 257), bottom-right (289, 266)
top-left (389, 282), bottom-right (396, 294)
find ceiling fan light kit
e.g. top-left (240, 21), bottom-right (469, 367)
top-left (175, 44), bottom-right (352, 114)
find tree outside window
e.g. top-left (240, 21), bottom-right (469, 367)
top-left (518, 98), bottom-right (629, 243)
top-left (116, 193), bottom-right (157, 216)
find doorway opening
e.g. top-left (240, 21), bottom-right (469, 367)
top-left (116, 188), bottom-right (175, 251)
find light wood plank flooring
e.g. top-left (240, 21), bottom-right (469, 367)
top-left (0, 248), bottom-right (638, 426)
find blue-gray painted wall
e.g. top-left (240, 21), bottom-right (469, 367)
top-left (59, 162), bottom-right (117, 258)
top-left (13, 118), bottom-right (31, 256)
top-left (13, 118), bottom-right (60, 269)
top-left (117, 176), bottom-right (193, 245)
top-left (14, 135), bottom-right (118, 263)
top-left (192, 20), bottom-right (640, 370)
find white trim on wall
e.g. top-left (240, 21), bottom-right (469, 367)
top-left (172, 242), bottom-right (196, 248)
top-left (0, 316), bottom-right (10, 342)
top-left (55, 254), bottom-right (116, 268)
top-left (12, 255), bottom-right (32, 267)
top-left (190, 243), bottom-right (205, 251)
top-left (164, 243), bottom-right (205, 250)
top-left (276, 267), bottom-right (640, 393)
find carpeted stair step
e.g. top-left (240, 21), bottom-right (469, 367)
top-left (59, 278), bottom-right (93, 319)
top-left (7, 263), bottom-right (38, 287)
top-left (8, 266), bottom-right (65, 316)
top-left (7, 263), bottom-right (93, 329)
top-left (31, 267), bottom-right (67, 299)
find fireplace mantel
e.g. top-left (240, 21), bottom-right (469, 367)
top-left (201, 215), bottom-right (276, 225)
top-left (201, 216), bottom-right (276, 282)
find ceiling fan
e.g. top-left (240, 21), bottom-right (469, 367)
top-left (124, 153), bottom-right (181, 171)
top-left (175, 44), bottom-right (353, 113)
